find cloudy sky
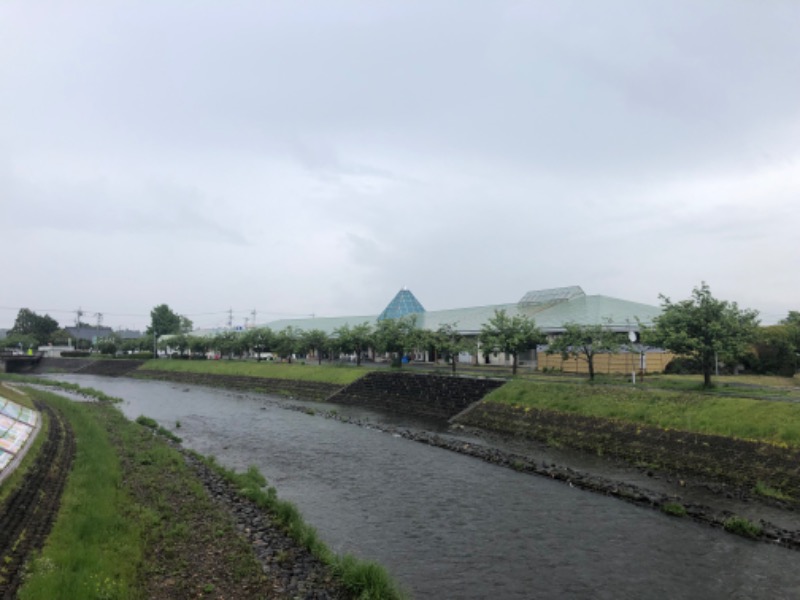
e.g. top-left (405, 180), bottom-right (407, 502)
top-left (2, 1), bottom-right (798, 332)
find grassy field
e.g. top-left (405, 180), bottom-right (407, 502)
top-left (485, 379), bottom-right (800, 447)
top-left (139, 359), bottom-right (370, 385)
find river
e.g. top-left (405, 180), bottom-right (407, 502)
top-left (44, 375), bottom-right (800, 599)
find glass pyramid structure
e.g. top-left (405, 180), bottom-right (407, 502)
top-left (377, 288), bottom-right (426, 321)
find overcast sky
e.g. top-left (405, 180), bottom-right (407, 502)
top-left (2, 1), bottom-right (798, 332)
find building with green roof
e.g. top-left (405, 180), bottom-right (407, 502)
top-left (265, 285), bottom-right (661, 337)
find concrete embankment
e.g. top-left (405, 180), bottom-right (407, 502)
top-left (455, 401), bottom-right (800, 506)
top-left (327, 370), bottom-right (505, 419)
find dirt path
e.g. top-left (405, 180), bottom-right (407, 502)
top-left (0, 402), bottom-right (75, 599)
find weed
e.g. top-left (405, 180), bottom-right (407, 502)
top-left (661, 503), bottom-right (687, 517)
top-left (723, 516), bottom-right (762, 539)
top-left (753, 481), bottom-right (793, 502)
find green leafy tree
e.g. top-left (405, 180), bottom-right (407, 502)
top-left (547, 321), bottom-right (620, 381)
top-left (169, 334), bottom-right (189, 357)
top-left (373, 315), bottom-right (422, 367)
top-left (300, 329), bottom-right (330, 365)
top-left (748, 326), bottom-right (798, 377)
top-left (10, 308), bottom-right (60, 345)
top-left (213, 331), bottom-right (245, 359)
top-left (242, 327), bottom-right (274, 360)
top-left (4, 332), bottom-right (39, 352)
top-left (97, 338), bottom-right (118, 356)
top-left (188, 335), bottom-right (210, 357)
top-left (179, 315), bottom-right (194, 334)
top-left (274, 327), bottom-right (300, 363)
top-left (650, 282), bottom-right (760, 387)
top-left (780, 311), bottom-right (800, 327)
top-left (430, 323), bottom-right (467, 374)
top-left (479, 309), bottom-right (544, 376)
top-left (333, 323), bottom-right (373, 366)
top-left (147, 304), bottom-right (182, 337)
top-left (779, 311), bottom-right (800, 357)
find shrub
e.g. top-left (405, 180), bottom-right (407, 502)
top-left (723, 516), bottom-right (762, 539)
top-left (663, 357), bottom-right (702, 375)
top-left (61, 351), bottom-right (91, 358)
top-left (661, 502), bottom-right (687, 517)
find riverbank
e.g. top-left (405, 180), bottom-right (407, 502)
top-left (114, 364), bottom-right (800, 548)
top-left (0, 383), bottom-right (404, 600)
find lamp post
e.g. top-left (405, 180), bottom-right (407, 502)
top-left (153, 330), bottom-right (158, 359)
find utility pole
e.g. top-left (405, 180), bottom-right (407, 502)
top-left (227, 308), bottom-right (233, 329)
top-left (251, 309), bottom-right (256, 327)
top-left (95, 312), bottom-right (103, 328)
top-left (75, 307), bottom-right (84, 327)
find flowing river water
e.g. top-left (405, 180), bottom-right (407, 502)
top-left (45, 375), bottom-right (800, 599)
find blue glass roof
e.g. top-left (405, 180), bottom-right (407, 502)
top-left (377, 288), bottom-right (425, 321)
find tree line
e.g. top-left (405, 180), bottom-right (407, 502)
top-left (5, 283), bottom-right (800, 386)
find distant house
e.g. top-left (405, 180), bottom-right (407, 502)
top-left (65, 326), bottom-right (115, 343)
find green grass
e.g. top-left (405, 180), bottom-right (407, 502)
top-left (723, 516), bottom-right (763, 539)
top-left (138, 359), bottom-right (369, 385)
top-left (0, 373), bottom-right (121, 403)
top-left (753, 481), bottom-right (793, 502)
top-left (485, 379), bottom-right (800, 447)
top-left (200, 457), bottom-right (407, 600)
top-left (661, 502), bottom-right (687, 517)
top-left (18, 390), bottom-right (143, 600)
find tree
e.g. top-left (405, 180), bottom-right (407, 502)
top-left (547, 322), bottom-right (620, 381)
top-left (373, 315), bottom-right (422, 367)
top-left (300, 329), bottom-right (330, 365)
top-left (188, 335), bottom-right (211, 357)
top-left (780, 311), bottom-right (800, 327)
top-left (242, 327), bottom-right (273, 359)
top-left (274, 327), bottom-right (300, 363)
top-left (333, 323), bottom-right (373, 366)
top-left (147, 304), bottom-right (182, 337)
top-left (651, 282), bottom-right (759, 387)
top-left (430, 323), bottom-right (467, 374)
top-left (479, 309), bottom-right (543, 376)
top-left (3, 332), bottom-right (39, 352)
top-left (213, 331), bottom-right (244, 359)
top-left (97, 338), bottom-right (118, 356)
top-left (779, 311), bottom-right (800, 357)
top-left (10, 308), bottom-right (59, 346)
top-left (179, 315), bottom-right (194, 334)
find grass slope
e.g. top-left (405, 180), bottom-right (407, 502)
top-left (486, 379), bottom-right (800, 447)
top-left (139, 359), bottom-right (368, 385)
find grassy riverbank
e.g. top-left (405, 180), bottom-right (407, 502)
top-left (139, 359), bottom-right (369, 385)
top-left (3, 384), bottom-right (403, 599)
top-left (484, 378), bottom-right (800, 447)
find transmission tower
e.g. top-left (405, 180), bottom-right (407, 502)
top-left (95, 312), bottom-right (103, 328)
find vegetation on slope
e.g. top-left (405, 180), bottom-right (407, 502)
top-left (485, 379), bottom-right (800, 447)
top-left (138, 359), bottom-right (369, 385)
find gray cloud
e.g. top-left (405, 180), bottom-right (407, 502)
top-left (1, 0), bottom-right (798, 330)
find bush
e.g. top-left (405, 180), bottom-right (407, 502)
top-left (61, 351), bottom-right (91, 358)
top-left (663, 357), bottom-right (702, 375)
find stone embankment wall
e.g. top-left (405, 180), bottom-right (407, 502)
top-left (134, 369), bottom-right (341, 401)
top-left (455, 401), bottom-right (800, 502)
top-left (327, 371), bottom-right (505, 419)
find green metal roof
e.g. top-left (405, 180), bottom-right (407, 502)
top-left (258, 288), bottom-right (661, 335)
